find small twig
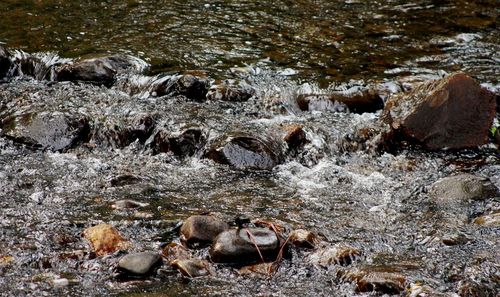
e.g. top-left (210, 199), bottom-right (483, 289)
top-left (246, 229), bottom-right (265, 264)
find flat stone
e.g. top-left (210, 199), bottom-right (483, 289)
top-left (170, 258), bottom-right (210, 278)
top-left (210, 228), bottom-right (280, 264)
top-left (430, 174), bottom-right (498, 206)
top-left (117, 252), bottom-right (162, 276)
top-left (180, 215), bottom-right (229, 247)
top-left (383, 72), bottom-right (496, 149)
top-left (83, 223), bottom-right (130, 256)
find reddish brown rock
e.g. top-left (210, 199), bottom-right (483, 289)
top-left (383, 73), bottom-right (496, 149)
top-left (82, 223), bottom-right (130, 256)
top-left (280, 125), bottom-right (307, 150)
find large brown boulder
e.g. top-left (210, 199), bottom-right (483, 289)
top-left (383, 73), bottom-right (496, 149)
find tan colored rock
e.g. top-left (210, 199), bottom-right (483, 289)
top-left (170, 258), bottom-right (210, 278)
top-left (473, 212), bottom-right (500, 227)
top-left (383, 72), bottom-right (496, 149)
top-left (308, 245), bottom-right (360, 267)
top-left (289, 229), bottom-right (319, 249)
top-left (83, 223), bottom-right (130, 256)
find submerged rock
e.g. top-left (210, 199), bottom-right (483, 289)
top-left (289, 229), bottom-right (318, 249)
top-left (308, 246), bottom-right (360, 267)
top-left (206, 133), bottom-right (285, 170)
top-left (430, 174), bottom-right (498, 205)
top-left (117, 252), bottom-right (162, 277)
top-left (155, 74), bottom-right (209, 101)
top-left (341, 266), bottom-right (406, 294)
top-left (206, 80), bottom-right (255, 102)
top-left (0, 111), bottom-right (90, 151)
top-left (95, 114), bottom-right (156, 148)
top-left (170, 258), bottom-right (211, 278)
top-left (0, 45), bottom-right (12, 79)
top-left (296, 89), bottom-right (383, 114)
top-left (383, 72), bottom-right (496, 149)
top-left (473, 212), bottom-right (500, 227)
top-left (151, 128), bottom-right (205, 158)
top-left (83, 224), bottom-right (130, 256)
top-left (180, 215), bottom-right (229, 247)
top-left (239, 262), bottom-right (275, 278)
top-left (210, 228), bottom-right (281, 264)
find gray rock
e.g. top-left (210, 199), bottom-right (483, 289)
top-left (205, 132), bottom-right (285, 170)
top-left (117, 252), bottom-right (162, 276)
top-left (210, 228), bottom-right (281, 264)
top-left (430, 174), bottom-right (498, 205)
top-left (1, 111), bottom-right (90, 152)
top-left (180, 215), bottom-right (229, 247)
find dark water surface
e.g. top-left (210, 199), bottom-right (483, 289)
top-left (0, 1), bottom-right (499, 297)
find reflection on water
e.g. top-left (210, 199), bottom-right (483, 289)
top-left (0, 0), bottom-right (498, 83)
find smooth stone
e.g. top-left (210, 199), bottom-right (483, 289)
top-left (1, 111), bottom-right (90, 152)
top-left (180, 215), bottom-right (229, 247)
top-left (205, 133), bottom-right (285, 170)
top-left (308, 245), bottom-right (360, 267)
top-left (383, 72), bottom-right (496, 149)
top-left (56, 58), bottom-right (117, 87)
top-left (289, 229), bottom-right (318, 249)
top-left (210, 228), bottom-right (280, 264)
top-left (83, 224), bottom-right (130, 256)
top-left (117, 252), bottom-right (162, 276)
top-left (170, 258), bottom-right (210, 278)
top-left (430, 174), bottom-right (498, 206)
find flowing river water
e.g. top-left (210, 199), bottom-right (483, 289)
top-left (0, 1), bottom-right (499, 296)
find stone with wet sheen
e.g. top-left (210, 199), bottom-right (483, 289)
top-left (210, 228), bottom-right (280, 264)
top-left (206, 133), bottom-right (285, 170)
top-left (289, 229), bottom-right (318, 249)
top-left (56, 58), bottom-right (118, 87)
top-left (170, 258), bottom-right (210, 278)
top-left (180, 215), bottom-right (229, 247)
top-left (341, 266), bottom-right (407, 294)
top-left (0, 45), bottom-right (12, 79)
top-left (117, 252), bottom-right (162, 276)
top-left (0, 111), bottom-right (90, 152)
top-left (206, 80), bottom-right (255, 102)
top-left (151, 128), bottom-right (205, 157)
top-left (383, 72), bottom-right (496, 149)
top-left (155, 74), bottom-right (209, 101)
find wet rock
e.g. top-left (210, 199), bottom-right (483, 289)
top-left (0, 111), bottom-right (90, 151)
top-left (383, 72), bottom-right (496, 149)
top-left (289, 229), bottom-right (318, 249)
top-left (111, 199), bottom-right (149, 210)
top-left (0, 45), bottom-right (12, 79)
top-left (98, 114), bottom-right (156, 148)
top-left (56, 57), bottom-right (119, 87)
top-left (206, 80), bottom-right (255, 102)
top-left (442, 232), bottom-right (470, 246)
top-left (430, 174), bottom-right (498, 206)
top-left (161, 242), bottom-right (192, 262)
top-left (458, 279), bottom-right (497, 297)
top-left (341, 266), bottom-right (406, 294)
top-left (117, 252), bottom-right (162, 277)
top-left (151, 128), bottom-right (205, 158)
top-left (109, 175), bottom-right (143, 187)
top-left (170, 258), bottom-right (210, 278)
top-left (155, 74), bottom-right (209, 101)
top-left (210, 228), bottom-right (281, 264)
top-left (297, 89), bottom-right (383, 114)
top-left (308, 246), bottom-right (360, 267)
top-left (83, 223), bottom-right (130, 256)
top-left (180, 215), bottom-right (229, 247)
top-left (239, 262), bottom-right (275, 278)
top-left (472, 212), bottom-right (500, 227)
top-left (205, 133), bottom-right (285, 170)
top-left (280, 124), bottom-right (307, 150)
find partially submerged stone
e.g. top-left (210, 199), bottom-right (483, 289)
top-left (383, 72), bottom-right (496, 149)
top-left (430, 174), bottom-right (498, 206)
top-left (210, 228), bottom-right (281, 264)
top-left (83, 223), bottom-right (130, 256)
top-left (180, 215), bottom-right (229, 247)
top-left (342, 266), bottom-right (406, 294)
top-left (206, 80), bottom-right (255, 102)
top-left (473, 212), bottom-right (500, 227)
top-left (206, 133), bottom-right (285, 170)
top-left (308, 245), bottom-right (360, 267)
top-left (151, 128), bottom-right (205, 158)
top-left (0, 45), bottom-right (12, 79)
top-left (56, 58), bottom-right (117, 87)
top-left (155, 74), bottom-right (209, 101)
top-left (117, 252), bottom-right (162, 277)
top-left (289, 229), bottom-right (318, 249)
top-left (111, 199), bottom-right (149, 210)
top-left (239, 262), bottom-right (275, 278)
top-left (280, 125), bottom-right (307, 150)
top-left (296, 89), bottom-right (383, 114)
top-left (0, 111), bottom-right (90, 152)
top-left (161, 242), bottom-right (192, 262)
top-left (170, 258), bottom-right (211, 278)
